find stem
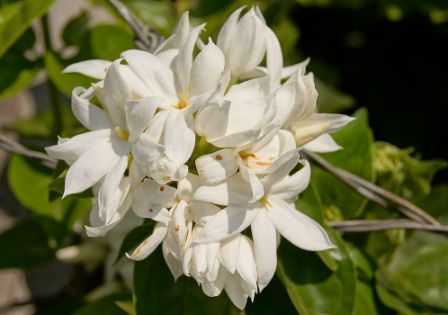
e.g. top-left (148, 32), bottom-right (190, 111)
top-left (330, 219), bottom-right (448, 234)
top-left (42, 14), bottom-right (63, 135)
top-left (302, 151), bottom-right (440, 226)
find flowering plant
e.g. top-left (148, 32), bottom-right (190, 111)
top-left (1, 1), bottom-right (447, 314)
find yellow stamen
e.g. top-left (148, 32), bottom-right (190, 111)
top-left (115, 126), bottom-right (129, 141)
top-left (239, 152), bottom-right (257, 160)
top-left (260, 196), bottom-right (272, 208)
top-left (176, 92), bottom-right (188, 109)
top-left (256, 161), bottom-right (272, 166)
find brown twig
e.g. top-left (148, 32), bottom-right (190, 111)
top-left (302, 151), bottom-right (440, 226)
top-left (107, 0), bottom-right (163, 52)
top-left (330, 219), bottom-right (448, 233)
top-left (0, 134), bottom-right (56, 168)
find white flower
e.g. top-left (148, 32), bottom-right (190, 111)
top-left (46, 63), bottom-right (163, 229)
top-left (275, 60), bottom-right (355, 152)
top-left (193, 153), bottom-right (335, 290)
top-left (195, 130), bottom-right (297, 201)
top-left (218, 6), bottom-right (282, 90)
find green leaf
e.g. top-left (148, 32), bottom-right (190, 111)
top-left (353, 279), bottom-right (385, 315)
top-left (134, 248), bottom-right (242, 314)
top-left (73, 293), bottom-right (131, 315)
top-left (376, 230), bottom-right (448, 312)
top-left (0, 0), bottom-right (56, 57)
top-left (277, 186), bottom-right (357, 315)
top-left (89, 24), bottom-right (134, 60)
top-left (45, 51), bottom-right (93, 96)
top-left (114, 221), bottom-right (154, 264)
top-left (415, 185), bottom-right (448, 220)
top-left (0, 219), bottom-right (54, 269)
top-left (8, 155), bottom-right (90, 245)
top-left (312, 108), bottom-right (374, 219)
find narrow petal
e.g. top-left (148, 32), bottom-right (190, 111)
top-left (194, 101), bottom-right (230, 144)
top-left (195, 148), bottom-right (238, 185)
top-left (225, 273), bottom-right (249, 310)
top-left (261, 150), bottom-right (299, 190)
top-left (164, 111), bottom-right (195, 165)
top-left (251, 211), bottom-right (277, 291)
top-left (307, 113), bottom-right (356, 133)
top-left (162, 242), bottom-right (183, 280)
top-left (269, 160), bottom-right (311, 199)
top-left (63, 59), bottom-right (111, 79)
top-left (266, 198), bottom-right (335, 251)
top-left (217, 6), bottom-right (245, 57)
top-left (302, 133), bottom-right (342, 153)
top-left (219, 234), bottom-right (241, 274)
top-left (64, 140), bottom-right (127, 196)
top-left (190, 201), bottom-right (221, 226)
top-left (189, 39), bottom-right (225, 97)
top-left (155, 11), bottom-right (190, 53)
top-left (71, 87), bottom-right (113, 131)
top-left (265, 27), bottom-right (282, 91)
top-left (132, 133), bottom-right (164, 165)
top-left (45, 129), bottom-right (111, 165)
top-left (172, 200), bottom-right (189, 248)
top-left (193, 173), bottom-right (253, 206)
top-left (98, 155), bottom-right (129, 223)
top-left (172, 25), bottom-right (204, 94)
top-left (125, 97), bottom-right (163, 140)
top-left (195, 206), bottom-right (258, 243)
top-left (236, 235), bottom-right (257, 290)
top-left (239, 166), bottom-right (264, 202)
top-left (127, 222), bottom-right (168, 261)
top-left (121, 50), bottom-right (177, 100)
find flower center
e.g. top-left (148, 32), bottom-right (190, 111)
top-left (259, 196), bottom-right (272, 208)
top-left (115, 126), bottom-right (129, 141)
top-left (176, 92), bottom-right (188, 109)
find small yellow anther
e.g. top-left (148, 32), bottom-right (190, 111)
top-left (115, 126), bottom-right (129, 141)
top-left (176, 92), bottom-right (188, 109)
top-left (260, 196), bottom-right (272, 208)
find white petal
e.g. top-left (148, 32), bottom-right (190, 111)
top-left (227, 9), bottom-right (266, 78)
top-left (193, 173), bottom-right (253, 206)
top-left (98, 155), bottom-right (129, 223)
top-left (102, 61), bottom-right (150, 129)
top-left (261, 150), bottom-right (299, 190)
top-left (64, 139), bottom-right (127, 196)
top-left (131, 133), bottom-right (164, 165)
top-left (127, 222), bottom-right (168, 261)
top-left (63, 59), bottom-right (111, 80)
top-left (194, 101), bottom-right (230, 144)
top-left (219, 234), bottom-right (241, 274)
top-left (85, 196), bottom-right (130, 237)
top-left (149, 156), bottom-right (188, 184)
top-left (171, 200), bottom-right (189, 248)
top-left (155, 11), bottom-right (190, 53)
top-left (190, 201), bottom-right (221, 226)
top-left (273, 79), bottom-right (295, 127)
top-left (162, 242), bottom-right (183, 280)
top-left (217, 6), bottom-right (245, 57)
top-left (251, 211), bottom-right (277, 291)
top-left (121, 50), bottom-right (177, 100)
top-left (172, 25), bottom-right (204, 95)
top-left (269, 159), bottom-right (311, 200)
top-left (307, 113), bottom-right (356, 133)
top-left (131, 178), bottom-right (175, 221)
top-left (195, 149), bottom-right (238, 185)
top-left (202, 268), bottom-right (227, 297)
top-left (156, 49), bottom-right (179, 68)
top-left (224, 273), bottom-right (249, 310)
top-left (302, 133), bottom-right (342, 153)
top-left (266, 27), bottom-right (282, 91)
top-left (71, 87), bottom-right (113, 130)
top-left (236, 235), bottom-right (257, 290)
top-left (239, 166), bottom-right (264, 202)
top-left (195, 206), bottom-right (258, 243)
top-left (266, 198), bottom-right (335, 251)
top-left (164, 111), bottom-right (195, 165)
top-left (125, 97), bottom-right (162, 140)
top-left (189, 39), bottom-right (225, 97)
top-left (45, 129), bottom-right (111, 165)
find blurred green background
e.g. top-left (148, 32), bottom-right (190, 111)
top-left (0, 0), bottom-right (448, 314)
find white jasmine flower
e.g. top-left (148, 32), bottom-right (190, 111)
top-left (194, 153), bottom-right (335, 290)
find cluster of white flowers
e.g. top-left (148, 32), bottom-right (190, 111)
top-left (46, 7), bottom-right (354, 309)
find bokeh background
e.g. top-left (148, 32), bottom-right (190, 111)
top-left (0, 0), bottom-right (447, 314)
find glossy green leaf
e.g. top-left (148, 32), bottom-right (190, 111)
top-left (8, 155), bottom-right (91, 244)
top-left (0, 0), bottom-right (55, 57)
top-left (353, 279), bottom-right (386, 315)
top-left (277, 186), bottom-right (357, 315)
top-left (89, 24), bottom-right (134, 60)
top-left (0, 219), bottom-right (54, 269)
top-left (73, 293), bottom-right (131, 315)
top-left (134, 248), bottom-right (242, 315)
top-left (312, 108), bottom-right (374, 219)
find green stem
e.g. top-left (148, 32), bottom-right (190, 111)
top-left (42, 14), bottom-right (63, 135)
